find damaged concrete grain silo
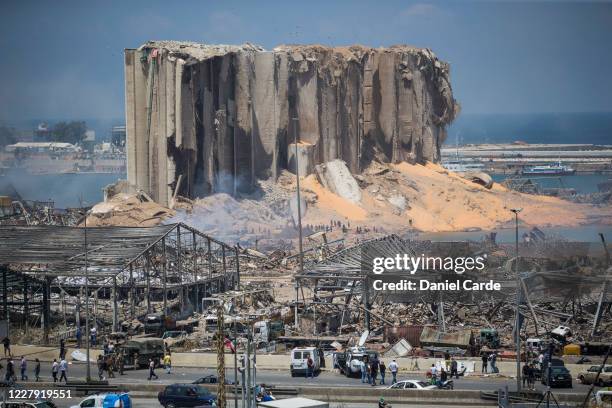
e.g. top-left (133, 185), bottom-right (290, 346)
top-left (124, 41), bottom-right (458, 205)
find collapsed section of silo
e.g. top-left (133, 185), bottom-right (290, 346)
top-left (124, 41), bottom-right (458, 206)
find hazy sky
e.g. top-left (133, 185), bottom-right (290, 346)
top-left (1, 0), bottom-right (611, 121)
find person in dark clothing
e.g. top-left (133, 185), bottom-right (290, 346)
top-left (59, 339), bottom-right (66, 360)
top-left (306, 356), bottom-right (314, 379)
top-left (440, 367), bottom-right (448, 384)
top-left (481, 352), bottom-right (488, 373)
top-left (2, 337), bottom-right (10, 357)
top-left (76, 327), bottom-right (82, 349)
top-left (522, 363), bottom-right (529, 388)
top-left (379, 360), bottom-right (386, 385)
top-left (5, 359), bottom-right (15, 382)
top-left (450, 358), bottom-right (458, 379)
top-left (97, 355), bottom-right (104, 380)
top-left (34, 358), bottom-right (41, 382)
top-left (370, 357), bottom-right (379, 386)
top-left (527, 364), bottom-right (536, 389)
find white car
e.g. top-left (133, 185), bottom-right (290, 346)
top-left (69, 393), bottom-right (131, 408)
top-left (385, 380), bottom-right (437, 390)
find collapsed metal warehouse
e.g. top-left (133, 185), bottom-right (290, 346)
top-left (295, 234), bottom-right (611, 342)
top-left (0, 223), bottom-right (241, 342)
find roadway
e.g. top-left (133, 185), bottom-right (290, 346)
top-left (1, 362), bottom-right (595, 407)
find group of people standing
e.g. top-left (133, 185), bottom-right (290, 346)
top-left (359, 355), bottom-right (392, 386)
top-left (480, 351), bottom-right (499, 374)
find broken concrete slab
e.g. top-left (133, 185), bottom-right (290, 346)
top-left (315, 160), bottom-right (362, 204)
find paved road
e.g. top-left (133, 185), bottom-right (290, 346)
top-left (37, 362), bottom-right (593, 393)
top-left (51, 398), bottom-right (494, 408)
top-left (2, 363), bottom-right (595, 407)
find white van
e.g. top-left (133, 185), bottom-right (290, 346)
top-left (290, 347), bottom-right (321, 377)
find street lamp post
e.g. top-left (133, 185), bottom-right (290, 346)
top-left (292, 117), bottom-right (304, 331)
top-left (510, 207), bottom-right (522, 393)
top-left (84, 209), bottom-right (91, 382)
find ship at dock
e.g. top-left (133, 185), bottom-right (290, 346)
top-left (522, 161), bottom-right (576, 176)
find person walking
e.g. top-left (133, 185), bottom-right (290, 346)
top-left (90, 327), bottom-right (97, 347)
top-left (490, 352), bottom-right (498, 373)
top-left (59, 358), bottom-right (68, 383)
top-left (359, 359), bottom-right (366, 383)
top-left (370, 357), bottom-right (379, 386)
top-left (59, 338), bottom-right (66, 360)
top-left (430, 364), bottom-right (438, 385)
top-left (527, 364), bottom-right (536, 390)
top-left (97, 355), bottom-right (105, 380)
top-left (148, 358), bottom-right (158, 380)
top-left (379, 360), bottom-right (386, 385)
top-left (2, 336), bottom-right (11, 357)
top-left (450, 358), bottom-right (458, 379)
top-left (118, 350), bottom-right (125, 375)
top-left (481, 352), bottom-right (488, 373)
top-left (522, 363), bottom-right (529, 388)
top-left (306, 355), bottom-right (314, 379)
top-left (51, 359), bottom-right (58, 383)
top-left (20, 356), bottom-right (28, 381)
top-left (76, 327), bottom-right (82, 349)
top-left (34, 358), bottom-right (40, 382)
top-left (5, 358), bottom-right (15, 383)
top-left (163, 353), bottom-right (172, 374)
top-left (388, 359), bottom-right (398, 384)
top-left (106, 355), bottom-right (115, 378)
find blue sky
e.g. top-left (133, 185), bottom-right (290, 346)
top-left (0, 0), bottom-right (611, 121)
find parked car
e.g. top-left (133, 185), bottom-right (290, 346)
top-left (193, 374), bottom-right (237, 385)
top-left (385, 380), bottom-right (437, 390)
top-left (2, 402), bottom-right (57, 408)
top-left (158, 384), bottom-right (216, 407)
top-left (541, 366), bottom-right (572, 388)
top-left (69, 393), bottom-right (131, 408)
top-left (578, 365), bottom-right (612, 386)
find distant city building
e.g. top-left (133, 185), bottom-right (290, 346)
top-left (35, 122), bottom-right (50, 139)
top-left (111, 125), bottom-right (126, 147)
top-left (84, 129), bottom-right (96, 141)
top-left (4, 142), bottom-right (79, 153)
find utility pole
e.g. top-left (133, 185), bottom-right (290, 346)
top-left (293, 117), bottom-right (304, 331)
top-left (246, 335), bottom-right (251, 408)
top-left (216, 302), bottom-right (226, 408)
top-left (233, 317), bottom-right (238, 408)
top-left (80, 197), bottom-right (91, 382)
top-left (510, 207), bottom-right (522, 393)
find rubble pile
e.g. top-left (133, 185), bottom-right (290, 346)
top-left (83, 191), bottom-right (175, 227)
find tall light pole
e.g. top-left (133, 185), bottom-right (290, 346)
top-left (292, 117), bottom-right (304, 330)
top-left (79, 197), bottom-right (92, 382)
top-left (510, 207), bottom-right (522, 393)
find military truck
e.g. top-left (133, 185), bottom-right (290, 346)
top-left (144, 313), bottom-right (176, 336)
top-left (117, 338), bottom-right (165, 369)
